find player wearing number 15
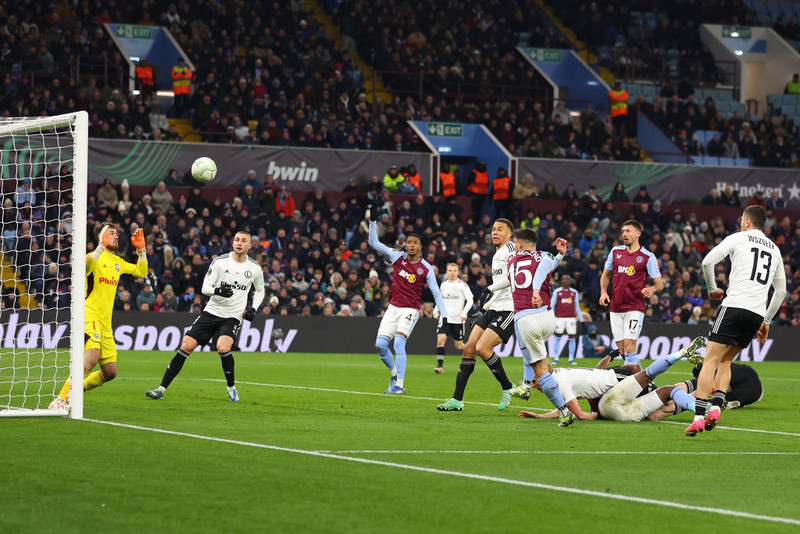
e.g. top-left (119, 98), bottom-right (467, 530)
top-left (49, 224), bottom-right (148, 409)
top-left (686, 206), bottom-right (786, 436)
top-left (599, 220), bottom-right (663, 372)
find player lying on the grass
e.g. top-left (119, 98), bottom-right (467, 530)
top-left (50, 224), bottom-right (148, 410)
top-left (518, 336), bottom-right (705, 422)
top-left (437, 219), bottom-right (518, 410)
top-left (367, 210), bottom-right (447, 394)
top-left (687, 205), bottom-right (784, 436)
top-left (432, 262), bottom-right (474, 374)
top-left (146, 231), bottom-right (265, 402)
top-left (647, 361), bottom-right (764, 420)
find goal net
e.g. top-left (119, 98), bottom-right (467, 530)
top-left (0, 112), bottom-right (88, 419)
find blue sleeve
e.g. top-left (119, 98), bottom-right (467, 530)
top-left (427, 268), bottom-right (448, 319)
top-left (604, 250), bottom-right (614, 271)
top-left (368, 221), bottom-right (403, 263)
top-left (532, 253), bottom-right (559, 290)
top-left (646, 254), bottom-right (661, 279)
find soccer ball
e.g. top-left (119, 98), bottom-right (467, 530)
top-left (191, 157), bottom-right (217, 183)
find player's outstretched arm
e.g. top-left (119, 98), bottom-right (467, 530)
top-left (366, 210), bottom-right (402, 262)
top-left (519, 409), bottom-right (559, 419)
top-left (131, 228), bottom-right (148, 276)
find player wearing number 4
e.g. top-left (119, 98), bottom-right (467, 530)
top-left (686, 206), bottom-right (785, 436)
top-left (49, 224), bottom-right (148, 410)
top-left (367, 210), bottom-right (448, 394)
top-left (146, 231), bottom-right (265, 402)
top-left (599, 220), bottom-right (664, 372)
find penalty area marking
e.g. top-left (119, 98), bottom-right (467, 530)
top-left (123, 377), bottom-right (800, 437)
top-left (84, 418), bottom-right (800, 527)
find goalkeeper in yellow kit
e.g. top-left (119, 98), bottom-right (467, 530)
top-left (49, 223), bottom-right (147, 409)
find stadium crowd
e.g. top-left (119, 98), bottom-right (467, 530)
top-left (4, 164), bottom-right (800, 330)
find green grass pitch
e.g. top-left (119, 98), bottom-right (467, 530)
top-left (3, 351), bottom-right (800, 533)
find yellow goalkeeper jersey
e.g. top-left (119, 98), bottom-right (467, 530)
top-left (85, 249), bottom-right (147, 326)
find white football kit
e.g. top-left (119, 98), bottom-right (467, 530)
top-left (550, 367), bottom-right (618, 404)
top-left (437, 278), bottom-right (474, 324)
top-left (486, 240), bottom-right (516, 312)
top-left (202, 253), bottom-right (266, 319)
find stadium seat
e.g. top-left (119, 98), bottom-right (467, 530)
top-left (719, 157), bottom-right (736, 167)
top-left (767, 94), bottom-right (782, 112)
top-left (734, 158), bottom-right (752, 167)
top-left (783, 94), bottom-right (800, 107)
top-left (642, 85), bottom-right (659, 99)
top-left (782, 105), bottom-right (796, 118)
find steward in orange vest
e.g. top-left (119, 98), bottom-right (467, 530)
top-left (609, 82), bottom-right (628, 137)
top-left (171, 58), bottom-right (192, 118)
top-left (440, 170), bottom-right (456, 197)
top-left (492, 167), bottom-right (512, 219)
top-left (467, 161), bottom-right (489, 217)
top-left (136, 59), bottom-right (155, 96)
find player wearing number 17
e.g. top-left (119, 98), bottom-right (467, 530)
top-left (599, 220), bottom-right (664, 372)
top-left (686, 206), bottom-right (786, 436)
top-left (49, 224), bottom-right (148, 409)
top-left (366, 210), bottom-right (448, 394)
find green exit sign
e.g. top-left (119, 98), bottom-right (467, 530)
top-left (115, 24), bottom-right (152, 39)
top-left (426, 122), bottom-right (463, 137)
top-left (722, 26), bottom-right (751, 38)
top-left (528, 48), bottom-right (561, 62)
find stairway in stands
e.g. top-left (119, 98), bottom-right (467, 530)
top-left (534, 0), bottom-right (616, 85)
top-left (0, 252), bottom-right (37, 309)
top-left (305, 0), bottom-right (393, 104)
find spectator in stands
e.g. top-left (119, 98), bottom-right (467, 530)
top-left (539, 182), bottom-right (560, 200)
top-left (136, 282), bottom-right (156, 310)
top-left (785, 73), bottom-right (800, 95)
top-left (706, 133), bottom-right (725, 157)
top-left (722, 133), bottom-right (741, 159)
top-left (700, 188), bottom-right (722, 206)
top-left (149, 105), bottom-right (168, 134)
top-left (608, 182), bottom-right (629, 202)
top-left (382, 164), bottom-right (403, 193)
top-left (15, 179), bottom-right (35, 206)
top-left (747, 190), bottom-right (767, 209)
top-left (275, 186), bottom-right (296, 217)
top-left (582, 185), bottom-right (603, 204)
top-left (240, 169), bottom-right (260, 191)
top-left (561, 183), bottom-right (579, 201)
top-left (95, 178), bottom-right (118, 211)
top-left (150, 181), bottom-right (173, 213)
top-left (720, 185), bottom-right (741, 206)
top-left (513, 173), bottom-right (538, 201)
top-left (767, 191), bottom-right (786, 210)
top-left (396, 174), bottom-right (419, 195)
top-left (631, 186), bottom-right (654, 204)
top-left (403, 165), bottom-right (421, 193)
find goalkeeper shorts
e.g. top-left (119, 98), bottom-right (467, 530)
top-left (85, 318), bottom-right (118, 365)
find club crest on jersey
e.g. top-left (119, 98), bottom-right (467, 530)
top-left (244, 270), bottom-right (252, 279)
top-left (636, 256), bottom-right (644, 264)
top-left (114, 263), bottom-right (120, 272)
top-left (416, 268), bottom-right (424, 275)
top-left (617, 265), bottom-right (636, 276)
top-left (398, 269), bottom-right (417, 283)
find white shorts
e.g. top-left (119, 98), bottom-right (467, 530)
top-left (554, 317), bottom-right (577, 336)
top-left (598, 376), bottom-right (665, 421)
top-left (610, 311), bottom-right (644, 343)
top-left (377, 304), bottom-right (420, 339)
top-left (515, 310), bottom-right (556, 364)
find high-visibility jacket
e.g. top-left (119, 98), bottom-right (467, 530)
top-left (440, 172), bottom-right (456, 196)
top-left (172, 65), bottom-right (192, 95)
top-left (492, 176), bottom-right (511, 200)
top-left (136, 65), bottom-right (154, 87)
top-left (404, 172), bottom-right (421, 193)
top-left (787, 81), bottom-right (800, 95)
top-left (609, 89), bottom-right (628, 117)
top-left (467, 170), bottom-right (489, 195)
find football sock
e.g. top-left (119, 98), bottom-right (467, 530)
top-left (553, 337), bottom-right (561, 360)
top-left (623, 353), bottom-right (640, 366)
top-left (682, 379), bottom-right (696, 394)
top-left (568, 338), bottom-right (576, 362)
top-left (711, 390), bottom-right (726, 410)
top-left (83, 370), bottom-right (108, 391)
top-left (523, 360), bottom-right (535, 383)
top-left (396, 377), bottom-right (404, 388)
top-left (694, 398), bottom-right (709, 419)
top-left (56, 377), bottom-right (71, 400)
top-left (220, 352), bottom-right (235, 387)
top-left (670, 387), bottom-right (696, 412)
top-left (453, 358), bottom-right (476, 401)
top-left (393, 336), bottom-right (408, 380)
top-left (645, 354), bottom-right (677, 379)
top-left (436, 347), bottom-right (445, 366)
top-left (484, 353), bottom-right (513, 390)
top-left (537, 372), bottom-right (567, 410)
top-left (161, 349), bottom-right (189, 388)
top-left (375, 335), bottom-right (395, 372)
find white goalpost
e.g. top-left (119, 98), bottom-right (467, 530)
top-left (0, 111), bottom-right (88, 419)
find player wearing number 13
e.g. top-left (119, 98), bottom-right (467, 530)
top-left (686, 206), bottom-right (786, 436)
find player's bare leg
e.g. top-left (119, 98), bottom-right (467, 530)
top-left (51, 348), bottom-right (103, 408)
top-left (618, 338), bottom-right (641, 373)
top-left (146, 336), bottom-right (200, 399)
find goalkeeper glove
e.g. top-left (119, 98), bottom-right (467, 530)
top-left (214, 283), bottom-right (234, 298)
top-left (98, 225), bottom-right (112, 248)
top-left (478, 288), bottom-right (493, 310)
top-left (131, 227), bottom-right (146, 251)
top-left (243, 308), bottom-right (256, 321)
